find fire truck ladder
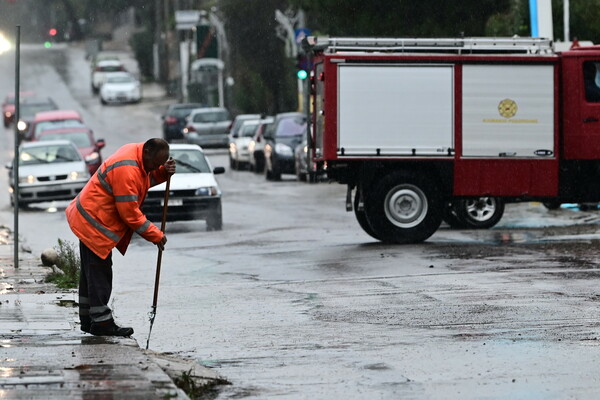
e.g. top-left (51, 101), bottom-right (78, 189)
top-left (306, 37), bottom-right (554, 55)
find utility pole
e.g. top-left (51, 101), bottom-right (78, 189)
top-left (563, 0), bottom-right (570, 42)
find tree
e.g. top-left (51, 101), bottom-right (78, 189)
top-left (290, 0), bottom-right (511, 37)
top-left (220, 0), bottom-right (297, 114)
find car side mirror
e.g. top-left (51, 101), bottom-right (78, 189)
top-left (5, 162), bottom-right (12, 170)
top-left (96, 139), bottom-right (106, 149)
top-left (213, 167), bottom-right (225, 175)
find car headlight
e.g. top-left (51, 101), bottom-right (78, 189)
top-left (195, 186), bottom-right (220, 196)
top-left (69, 171), bottom-right (88, 180)
top-left (19, 175), bottom-right (35, 184)
top-left (275, 143), bottom-right (293, 156)
top-left (85, 152), bottom-right (100, 163)
top-left (17, 120), bottom-right (27, 131)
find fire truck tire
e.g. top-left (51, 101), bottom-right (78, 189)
top-left (365, 172), bottom-right (442, 244)
top-left (354, 189), bottom-right (381, 240)
top-left (453, 197), bottom-right (504, 229)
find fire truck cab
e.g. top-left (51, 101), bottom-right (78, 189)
top-left (305, 36), bottom-right (600, 243)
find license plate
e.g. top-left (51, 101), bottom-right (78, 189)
top-left (162, 198), bottom-right (183, 206)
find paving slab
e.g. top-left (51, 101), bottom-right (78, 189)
top-left (0, 227), bottom-right (225, 399)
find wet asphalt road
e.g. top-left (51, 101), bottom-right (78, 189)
top-left (1, 43), bottom-right (600, 399)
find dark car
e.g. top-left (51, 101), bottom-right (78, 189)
top-left (16, 97), bottom-right (59, 137)
top-left (162, 103), bottom-right (205, 142)
top-left (294, 126), bottom-right (324, 183)
top-left (263, 112), bottom-right (307, 180)
top-left (2, 91), bottom-right (34, 128)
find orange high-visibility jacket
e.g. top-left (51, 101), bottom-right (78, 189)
top-left (66, 142), bottom-right (168, 259)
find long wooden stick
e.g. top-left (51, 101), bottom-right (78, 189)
top-left (146, 175), bottom-right (171, 350)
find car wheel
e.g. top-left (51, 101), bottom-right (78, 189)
top-left (229, 155), bottom-right (236, 170)
top-left (364, 172), bottom-right (442, 244)
top-left (100, 97), bottom-right (107, 105)
top-left (92, 85), bottom-right (99, 95)
top-left (3, 120), bottom-right (8, 128)
top-left (453, 197), bottom-right (505, 229)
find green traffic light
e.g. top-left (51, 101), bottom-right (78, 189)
top-left (44, 41), bottom-right (52, 48)
top-left (297, 69), bottom-right (308, 80)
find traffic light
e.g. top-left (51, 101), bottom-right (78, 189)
top-left (48, 28), bottom-right (57, 37)
top-left (296, 53), bottom-right (311, 80)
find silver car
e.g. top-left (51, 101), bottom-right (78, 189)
top-left (7, 140), bottom-right (90, 207)
top-left (183, 107), bottom-right (232, 148)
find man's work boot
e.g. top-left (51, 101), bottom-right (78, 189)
top-left (90, 320), bottom-right (134, 337)
top-left (80, 315), bottom-right (91, 333)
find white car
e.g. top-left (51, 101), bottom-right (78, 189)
top-left (99, 72), bottom-right (142, 105)
top-left (7, 140), bottom-right (90, 207)
top-left (229, 119), bottom-right (260, 170)
top-left (141, 144), bottom-right (225, 231)
top-left (91, 59), bottom-right (125, 94)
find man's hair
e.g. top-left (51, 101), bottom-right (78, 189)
top-left (143, 138), bottom-right (169, 156)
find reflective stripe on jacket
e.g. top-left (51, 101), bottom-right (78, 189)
top-left (66, 142), bottom-right (167, 259)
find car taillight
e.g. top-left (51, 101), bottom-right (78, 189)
top-left (95, 67), bottom-right (101, 72)
top-left (165, 117), bottom-right (178, 124)
top-left (186, 125), bottom-right (196, 132)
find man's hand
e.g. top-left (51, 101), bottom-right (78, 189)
top-left (165, 157), bottom-right (176, 176)
top-left (156, 235), bottom-right (167, 251)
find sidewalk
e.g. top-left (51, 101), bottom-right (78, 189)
top-left (0, 226), bottom-right (225, 399)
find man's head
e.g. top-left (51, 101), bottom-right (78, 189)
top-left (142, 138), bottom-right (170, 172)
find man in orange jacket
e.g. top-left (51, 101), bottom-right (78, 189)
top-left (66, 138), bottom-right (176, 336)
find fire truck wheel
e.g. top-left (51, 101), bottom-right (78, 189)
top-left (365, 173), bottom-right (442, 244)
top-left (542, 201), bottom-right (561, 210)
top-left (453, 197), bottom-right (505, 229)
top-left (354, 189), bottom-right (381, 240)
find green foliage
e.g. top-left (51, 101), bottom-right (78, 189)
top-left (485, 0), bottom-right (530, 37)
top-left (46, 239), bottom-right (80, 289)
top-left (130, 30), bottom-right (155, 80)
top-left (221, 0), bottom-right (297, 114)
top-left (174, 369), bottom-right (202, 399)
top-left (291, 0), bottom-right (511, 37)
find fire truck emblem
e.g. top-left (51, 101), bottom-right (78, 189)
top-left (498, 99), bottom-right (518, 118)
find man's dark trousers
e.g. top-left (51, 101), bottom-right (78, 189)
top-left (78, 241), bottom-right (114, 326)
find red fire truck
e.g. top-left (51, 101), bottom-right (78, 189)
top-left (305, 36), bottom-right (600, 243)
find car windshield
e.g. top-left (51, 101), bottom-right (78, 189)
top-left (240, 123), bottom-right (259, 137)
top-left (193, 110), bottom-right (230, 123)
top-left (35, 119), bottom-right (83, 136)
top-left (38, 131), bottom-right (92, 148)
top-left (107, 75), bottom-right (134, 84)
top-left (171, 149), bottom-right (211, 173)
top-left (20, 144), bottom-right (81, 165)
top-left (276, 116), bottom-right (306, 137)
top-left (20, 103), bottom-right (57, 118)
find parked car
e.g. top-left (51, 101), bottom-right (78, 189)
top-left (25, 109), bottom-right (84, 141)
top-left (229, 119), bottom-right (260, 170)
top-left (294, 126), bottom-right (323, 183)
top-left (99, 72), bottom-right (142, 104)
top-left (183, 107), bottom-right (232, 148)
top-left (2, 91), bottom-right (34, 128)
top-left (7, 140), bottom-right (90, 207)
top-left (91, 59), bottom-right (126, 94)
top-left (37, 127), bottom-right (105, 175)
top-left (227, 113), bottom-right (261, 139)
top-left (248, 116), bottom-right (274, 173)
top-left (16, 97), bottom-right (59, 136)
top-left (263, 112), bottom-right (307, 180)
top-left (162, 103), bottom-right (205, 142)
top-left (142, 144), bottom-right (225, 230)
